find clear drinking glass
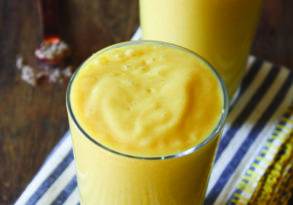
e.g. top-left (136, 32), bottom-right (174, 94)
top-left (140, 0), bottom-right (263, 97)
top-left (66, 41), bottom-right (229, 205)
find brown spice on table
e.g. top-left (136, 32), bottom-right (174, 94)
top-left (35, 38), bottom-right (71, 65)
top-left (16, 55), bottom-right (73, 86)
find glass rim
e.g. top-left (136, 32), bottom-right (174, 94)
top-left (66, 40), bottom-right (229, 160)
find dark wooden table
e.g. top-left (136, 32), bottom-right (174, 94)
top-left (0, 0), bottom-right (292, 204)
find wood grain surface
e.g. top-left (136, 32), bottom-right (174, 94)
top-left (0, 0), bottom-right (292, 204)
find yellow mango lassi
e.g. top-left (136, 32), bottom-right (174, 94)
top-left (140, 0), bottom-right (263, 97)
top-left (67, 41), bottom-right (228, 205)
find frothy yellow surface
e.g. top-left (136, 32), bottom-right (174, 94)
top-left (70, 43), bottom-right (223, 157)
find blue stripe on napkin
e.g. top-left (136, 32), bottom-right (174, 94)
top-left (206, 73), bottom-right (292, 204)
top-left (51, 176), bottom-right (77, 205)
top-left (238, 59), bottom-right (263, 96)
top-left (26, 150), bottom-right (74, 205)
top-left (215, 65), bottom-right (279, 162)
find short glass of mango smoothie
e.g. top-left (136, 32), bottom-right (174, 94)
top-left (66, 41), bottom-right (228, 205)
top-left (140, 0), bottom-right (263, 97)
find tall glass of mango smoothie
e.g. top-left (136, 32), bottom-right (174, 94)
top-left (140, 0), bottom-right (263, 97)
top-left (66, 41), bottom-right (228, 205)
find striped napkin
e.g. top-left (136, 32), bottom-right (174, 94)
top-left (15, 29), bottom-right (293, 205)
